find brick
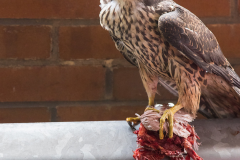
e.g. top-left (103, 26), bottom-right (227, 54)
top-left (0, 107), bottom-right (50, 123)
top-left (57, 105), bottom-right (146, 121)
top-left (235, 65), bottom-right (240, 76)
top-left (0, 0), bottom-right (229, 19)
top-left (0, 0), bottom-right (100, 19)
top-left (0, 66), bottom-right (105, 102)
top-left (59, 26), bottom-right (122, 60)
top-left (57, 105), bottom-right (206, 121)
top-left (0, 26), bottom-right (51, 59)
top-left (175, 0), bottom-right (230, 17)
top-left (113, 67), bottom-right (177, 101)
top-left (207, 24), bottom-right (240, 59)
top-left (239, 0), bottom-right (240, 15)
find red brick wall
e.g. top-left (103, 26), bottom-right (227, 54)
top-left (0, 0), bottom-right (239, 122)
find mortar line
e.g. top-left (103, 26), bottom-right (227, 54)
top-left (0, 19), bottom-right (100, 26)
top-left (230, 0), bottom-right (239, 18)
top-left (0, 58), bottom-right (237, 68)
top-left (49, 107), bottom-right (58, 122)
top-left (0, 100), bottom-right (177, 108)
top-left (0, 59), bottom-right (134, 67)
top-left (50, 25), bottom-right (60, 60)
top-left (0, 18), bottom-right (238, 26)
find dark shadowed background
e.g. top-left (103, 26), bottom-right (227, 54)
top-left (0, 0), bottom-right (239, 123)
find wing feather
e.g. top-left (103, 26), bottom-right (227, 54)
top-left (158, 5), bottom-right (227, 68)
top-left (110, 34), bottom-right (138, 67)
top-left (156, 2), bottom-right (240, 118)
top-left (158, 4), bottom-right (240, 89)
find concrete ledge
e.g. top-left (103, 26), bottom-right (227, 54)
top-left (0, 119), bottom-right (239, 160)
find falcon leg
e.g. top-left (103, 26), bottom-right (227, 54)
top-left (159, 62), bottom-right (201, 139)
top-left (138, 62), bottom-right (159, 109)
top-left (159, 102), bottom-right (183, 139)
top-left (145, 96), bottom-right (160, 113)
top-left (126, 96), bottom-right (158, 129)
top-left (148, 96), bottom-right (155, 106)
top-left (126, 62), bottom-right (159, 129)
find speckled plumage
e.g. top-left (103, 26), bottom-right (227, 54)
top-left (100, 0), bottom-right (240, 118)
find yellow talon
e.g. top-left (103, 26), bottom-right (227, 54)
top-left (126, 95), bottom-right (155, 130)
top-left (159, 103), bottom-right (183, 139)
top-left (126, 117), bottom-right (140, 123)
top-left (126, 117), bottom-right (141, 131)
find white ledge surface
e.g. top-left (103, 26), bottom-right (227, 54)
top-left (0, 119), bottom-right (240, 160)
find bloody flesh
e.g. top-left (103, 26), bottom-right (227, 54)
top-left (133, 123), bottom-right (203, 160)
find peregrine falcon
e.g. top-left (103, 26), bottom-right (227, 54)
top-left (99, 0), bottom-right (240, 139)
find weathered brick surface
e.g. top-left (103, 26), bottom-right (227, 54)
top-left (238, 0), bottom-right (240, 15)
top-left (113, 67), bottom-right (177, 101)
top-left (207, 24), bottom-right (240, 59)
top-left (235, 65), bottom-right (240, 76)
top-left (57, 105), bottom-right (206, 121)
top-left (57, 105), bottom-right (146, 121)
top-left (0, 66), bottom-right (105, 102)
top-left (0, 0), bottom-right (100, 19)
top-left (0, 0), bottom-right (237, 123)
top-left (0, 107), bottom-right (51, 123)
top-left (0, 0), bottom-right (229, 19)
top-left (0, 26), bottom-right (51, 59)
top-left (175, 0), bottom-right (230, 17)
top-left (59, 26), bottom-right (122, 60)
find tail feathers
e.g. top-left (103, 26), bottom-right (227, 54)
top-left (198, 95), bottom-right (240, 118)
top-left (200, 74), bottom-right (240, 118)
top-left (158, 70), bottom-right (240, 119)
top-left (198, 97), bottom-right (219, 118)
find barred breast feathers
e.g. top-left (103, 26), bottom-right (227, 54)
top-left (99, 0), bottom-right (167, 75)
top-left (99, 0), bottom-right (146, 32)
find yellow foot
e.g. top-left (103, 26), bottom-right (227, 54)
top-left (144, 106), bottom-right (160, 113)
top-left (126, 117), bottom-right (140, 131)
top-left (126, 117), bottom-right (140, 123)
top-left (159, 103), bottom-right (182, 139)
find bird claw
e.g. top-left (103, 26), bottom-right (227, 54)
top-left (126, 106), bottom-right (159, 132)
top-left (126, 117), bottom-right (141, 131)
top-left (159, 108), bottom-right (174, 139)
